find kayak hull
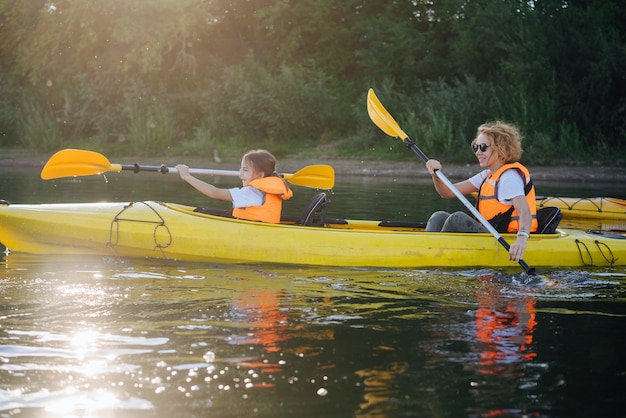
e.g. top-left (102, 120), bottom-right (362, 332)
top-left (0, 201), bottom-right (624, 268)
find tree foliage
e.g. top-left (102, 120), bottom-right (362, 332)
top-left (0, 0), bottom-right (623, 161)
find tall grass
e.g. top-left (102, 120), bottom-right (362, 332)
top-left (0, 69), bottom-right (19, 146)
top-left (9, 67), bottom-right (599, 165)
top-left (125, 97), bottom-right (176, 154)
top-left (17, 99), bottom-right (63, 151)
top-left (557, 121), bottom-right (583, 159)
top-left (364, 76), bottom-right (585, 165)
top-left (199, 59), bottom-right (348, 154)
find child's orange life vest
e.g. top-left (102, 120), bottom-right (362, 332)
top-left (232, 176), bottom-right (293, 223)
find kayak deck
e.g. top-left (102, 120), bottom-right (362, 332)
top-left (1, 200), bottom-right (625, 268)
top-left (537, 196), bottom-right (626, 218)
top-left (537, 196), bottom-right (626, 231)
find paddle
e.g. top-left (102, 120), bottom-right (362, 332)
top-left (366, 88), bottom-right (536, 275)
top-left (41, 149), bottom-right (335, 189)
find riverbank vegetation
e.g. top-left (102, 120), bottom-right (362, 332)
top-left (0, 1), bottom-right (624, 165)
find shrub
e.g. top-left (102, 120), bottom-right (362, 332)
top-left (200, 59), bottom-right (350, 149)
top-left (124, 91), bottom-right (176, 154)
top-left (16, 98), bottom-right (63, 151)
top-left (0, 68), bottom-right (19, 146)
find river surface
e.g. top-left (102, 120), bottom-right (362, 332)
top-left (1, 165), bottom-right (625, 417)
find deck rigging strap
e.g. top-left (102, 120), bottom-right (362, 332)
top-left (539, 196), bottom-right (603, 212)
top-left (594, 240), bottom-right (616, 265)
top-left (107, 202), bottom-right (172, 252)
top-left (574, 239), bottom-right (592, 266)
top-left (574, 238), bottom-right (617, 266)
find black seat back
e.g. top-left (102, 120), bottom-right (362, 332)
top-left (299, 192), bottom-right (330, 227)
top-left (535, 206), bottom-right (562, 234)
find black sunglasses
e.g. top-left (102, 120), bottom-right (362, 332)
top-left (472, 143), bottom-right (490, 153)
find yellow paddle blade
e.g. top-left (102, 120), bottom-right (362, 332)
top-left (41, 149), bottom-right (119, 180)
top-left (366, 88), bottom-right (409, 141)
top-left (283, 165), bottom-right (335, 189)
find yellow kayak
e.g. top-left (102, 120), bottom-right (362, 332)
top-left (537, 196), bottom-right (626, 219)
top-left (537, 196), bottom-right (626, 231)
top-left (0, 200), bottom-right (624, 268)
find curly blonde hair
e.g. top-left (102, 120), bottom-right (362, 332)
top-left (473, 121), bottom-right (523, 162)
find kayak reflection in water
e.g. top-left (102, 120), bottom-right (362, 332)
top-left (473, 275), bottom-right (537, 377)
top-left (232, 288), bottom-right (291, 354)
top-left (231, 285), bottom-right (335, 387)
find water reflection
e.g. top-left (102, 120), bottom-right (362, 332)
top-left (1, 254), bottom-right (625, 416)
top-left (467, 276), bottom-right (540, 416)
top-left (231, 288), bottom-right (290, 354)
top-left (473, 275), bottom-right (538, 377)
top-left (1, 166), bottom-right (626, 416)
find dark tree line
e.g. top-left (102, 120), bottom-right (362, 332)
top-left (0, 0), bottom-right (624, 163)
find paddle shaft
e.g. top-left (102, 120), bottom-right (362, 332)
top-left (114, 163), bottom-right (240, 177)
top-left (112, 163), bottom-right (331, 184)
top-left (114, 163), bottom-right (310, 182)
top-left (404, 137), bottom-right (536, 275)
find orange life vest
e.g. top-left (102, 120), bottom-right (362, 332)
top-left (232, 176), bottom-right (293, 223)
top-left (477, 162), bottom-right (538, 233)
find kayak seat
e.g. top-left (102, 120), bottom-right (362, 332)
top-left (298, 192), bottom-right (330, 227)
top-left (194, 193), bottom-right (330, 227)
top-left (535, 206), bottom-right (562, 234)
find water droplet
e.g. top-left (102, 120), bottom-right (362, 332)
top-left (203, 351), bottom-right (215, 363)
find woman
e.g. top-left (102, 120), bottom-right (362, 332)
top-left (424, 121), bottom-right (537, 262)
top-left (176, 149), bottom-right (293, 223)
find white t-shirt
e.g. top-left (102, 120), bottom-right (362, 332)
top-left (468, 169), bottom-right (525, 204)
top-left (229, 186), bottom-right (265, 208)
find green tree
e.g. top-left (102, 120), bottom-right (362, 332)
top-left (0, 0), bottom-right (623, 159)
top-left (541, 1), bottom-right (626, 146)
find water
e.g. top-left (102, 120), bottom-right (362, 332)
top-left (1, 165), bottom-right (625, 417)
